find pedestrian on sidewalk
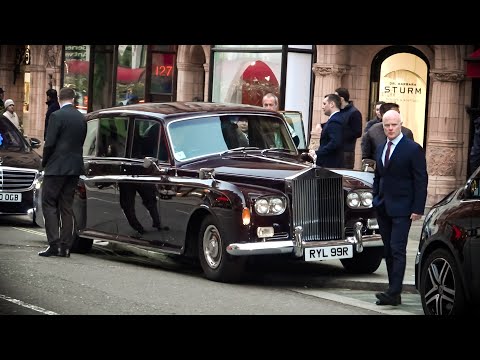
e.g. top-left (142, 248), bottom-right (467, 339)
top-left (44, 88), bottom-right (60, 140)
top-left (3, 99), bottom-right (21, 132)
top-left (335, 87), bottom-right (362, 169)
top-left (372, 109), bottom-right (428, 306)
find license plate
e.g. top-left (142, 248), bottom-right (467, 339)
top-left (304, 245), bottom-right (353, 261)
top-left (0, 192), bottom-right (22, 202)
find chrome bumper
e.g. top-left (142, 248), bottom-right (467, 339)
top-left (226, 222), bottom-right (383, 257)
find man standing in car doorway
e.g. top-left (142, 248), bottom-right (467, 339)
top-left (39, 87), bottom-right (87, 258)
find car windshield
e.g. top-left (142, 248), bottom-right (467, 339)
top-left (167, 114), bottom-right (297, 161)
top-left (0, 117), bottom-right (27, 151)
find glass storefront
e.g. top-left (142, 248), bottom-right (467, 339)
top-left (116, 45), bottom-right (147, 106)
top-left (62, 45), bottom-right (176, 112)
top-left (211, 45), bottom-right (315, 141)
top-left (63, 45), bottom-right (90, 113)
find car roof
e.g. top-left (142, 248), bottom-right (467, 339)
top-left (85, 101), bottom-right (280, 122)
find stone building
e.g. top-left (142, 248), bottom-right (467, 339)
top-left (1, 44), bottom-right (478, 207)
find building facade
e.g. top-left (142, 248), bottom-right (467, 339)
top-left (1, 44), bottom-right (478, 207)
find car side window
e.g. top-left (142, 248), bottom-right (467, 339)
top-left (83, 119), bottom-right (98, 156)
top-left (131, 118), bottom-right (163, 160)
top-left (98, 117), bottom-right (128, 157)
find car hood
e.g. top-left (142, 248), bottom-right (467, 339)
top-left (180, 154), bottom-right (373, 187)
top-left (0, 148), bottom-right (42, 170)
top-left (181, 153), bottom-right (310, 179)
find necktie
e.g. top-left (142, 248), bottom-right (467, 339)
top-left (384, 141), bottom-right (393, 167)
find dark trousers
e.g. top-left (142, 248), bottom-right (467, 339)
top-left (376, 209), bottom-right (412, 296)
top-left (42, 175), bottom-right (79, 249)
top-left (343, 151), bottom-right (355, 169)
top-left (119, 183), bottom-right (161, 232)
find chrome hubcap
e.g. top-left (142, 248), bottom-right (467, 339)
top-left (203, 224), bottom-right (222, 269)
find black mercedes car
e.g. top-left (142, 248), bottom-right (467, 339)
top-left (0, 115), bottom-right (42, 224)
top-left (37, 102), bottom-right (384, 283)
top-left (415, 165), bottom-right (480, 315)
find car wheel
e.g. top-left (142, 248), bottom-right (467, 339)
top-left (70, 215), bottom-right (93, 254)
top-left (340, 246), bottom-right (383, 274)
top-left (420, 248), bottom-right (466, 315)
top-left (198, 215), bottom-right (246, 283)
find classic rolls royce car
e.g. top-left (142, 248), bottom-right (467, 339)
top-left (0, 115), bottom-right (42, 223)
top-left (415, 165), bottom-right (480, 315)
top-left (36, 102), bottom-right (383, 283)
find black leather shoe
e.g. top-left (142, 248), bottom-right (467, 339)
top-left (375, 292), bottom-right (401, 306)
top-left (58, 247), bottom-right (71, 258)
top-left (38, 246), bottom-right (59, 257)
top-left (375, 292), bottom-right (402, 305)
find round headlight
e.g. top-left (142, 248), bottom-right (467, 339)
top-left (347, 192), bottom-right (360, 207)
top-left (360, 192), bottom-right (373, 207)
top-left (255, 198), bottom-right (270, 214)
top-left (270, 198), bottom-right (285, 214)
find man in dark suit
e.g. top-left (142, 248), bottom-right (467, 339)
top-left (372, 109), bottom-right (428, 306)
top-left (312, 94), bottom-right (345, 168)
top-left (335, 87), bottom-right (362, 169)
top-left (39, 87), bottom-right (87, 258)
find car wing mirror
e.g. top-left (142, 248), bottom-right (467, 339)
top-left (464, 178), bottom-right (479, 198)
top-left (361, 159), bottom-right (376, 172)
top-left (26, 136), bottom-right (42, 149)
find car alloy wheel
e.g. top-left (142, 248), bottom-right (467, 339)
top-left (420, 248), bottom-right (465, 315)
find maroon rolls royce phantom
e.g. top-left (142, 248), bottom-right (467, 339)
top-left (36, 101), bottom-right (383, 283)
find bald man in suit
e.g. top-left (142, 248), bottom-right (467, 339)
top-left (372, 109), bottom-right (428, 306)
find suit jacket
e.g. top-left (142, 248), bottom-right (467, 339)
top-left (362, 122), bottom-right (414, 160)
top-left (372, 136), bottom-right (428, 217)
top-left (315, 112), bottom-right (344, 168)
top-left (42, 104), bottom-right (87, 176)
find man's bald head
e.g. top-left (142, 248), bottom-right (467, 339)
top-left (382, 109), bottom-right (403, 140)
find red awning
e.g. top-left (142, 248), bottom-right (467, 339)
top-left (466, 48), bottom-right (480, 78)
top-left (65, 60), bottom-right (145, 83)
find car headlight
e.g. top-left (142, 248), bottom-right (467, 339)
top-left (254, 196), bottom-right (286, 215)
top-left (346, 190), bottom-right (373, 208)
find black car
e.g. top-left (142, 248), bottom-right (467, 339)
top-left (37, 101), bottom-right (384, 283)
top-left (0, 115), bottom-right (42, 224)
top-left (415, 165), bottom-right (480, 315)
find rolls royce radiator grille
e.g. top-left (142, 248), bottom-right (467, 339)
top-left (0, 167), bottom-right (38, 191)
top-left (291, 169), bottom-right (344, 242)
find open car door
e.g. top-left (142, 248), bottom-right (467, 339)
top-left (280, 110), bottom-right (307, 151)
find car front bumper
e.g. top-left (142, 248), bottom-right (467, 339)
top-left (226, 221), bottom-right (383, 257)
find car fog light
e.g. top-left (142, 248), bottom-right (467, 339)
top-left (257, 227), bottom-right (274, 238)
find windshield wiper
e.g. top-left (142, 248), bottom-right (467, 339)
top-left (220, 147), bottom-right (260, 156)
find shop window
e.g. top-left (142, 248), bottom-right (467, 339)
top-left (116, 45), bottom-right (147, 106)
top-left (151, 53), bottom-right (176, 96)
top-left (63, 45), bottom-right (90, 113)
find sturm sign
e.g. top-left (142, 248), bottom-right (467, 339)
top-left (384, 81), bottom-right (422, 95)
